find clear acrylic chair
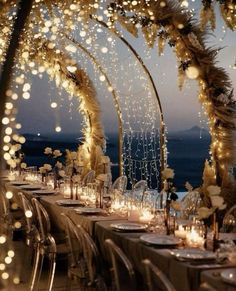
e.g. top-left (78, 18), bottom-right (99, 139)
top-left (62, 213), bottom-right (107, 290)
top-left (0, 185), bottom-right (24, 235)
top-left (79, 224), bottom-right (107, 290)
top-left (18, 192), bottom-right (37, 246)
top-left (0, 186), bottom-right (12, 230)
top-left (82, 170), bottom-right (95, 186)
top-left (30, 198), bottom-right (68, 291)
top-left (142, 259), bottom-right (176, 291)
top-left (61, 213), bottom-right (87, 290)
top-left (222, 205), bottom-right (236, 232)
top-left (132, 180), bottom-right (148, 201)
top-left (180, 190), bottom-right (202, 219)
top-left (111, 175), bottom-right (127, 195)
top-left (105, 239), bottom-right (136, 291)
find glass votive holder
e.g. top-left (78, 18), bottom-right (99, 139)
top-left (174, 224), bottom-right (188, 239)
top-left (185, 227), bottom-right (205, 248)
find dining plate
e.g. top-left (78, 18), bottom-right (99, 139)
top-left (140, 234), bottom-right (181, 246)
top-left (56, 199), bottom-right (84, 206)
top-left (32, 189), bottom-right (56, 195)
top-left (220, 268), bottom-right (236, 286)
top-left (75, 207), bottom-right (103, 214)
top-left (19, 184), bottom-right (42, 190)
top-left (10, 181), bottom-right (30, 186)
top-left (110, 222), bottom-right (148, 232)
top-left (170, 249), bottom-right (216, 261)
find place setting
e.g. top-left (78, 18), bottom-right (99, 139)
top-left (140, 234), bottom-right (182, 248)
top-left (220, 268), bottom-right (236, 286)
top-left (110, 222), bottom-right (148, 232)
top-left (55, 199), bottom-right (86, 207)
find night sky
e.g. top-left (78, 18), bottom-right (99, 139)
top-left (16, 2), bottom-right (236, 136)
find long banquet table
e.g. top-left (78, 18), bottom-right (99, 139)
top-left (5, 181), bottom-right (236, 291)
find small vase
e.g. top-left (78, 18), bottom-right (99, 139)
top-left (212, 213), bottom-right (219, 252)
top-left (164, 200), bottom-right (171, 235)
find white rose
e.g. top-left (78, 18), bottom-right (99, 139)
top-left (39, 166), bottom-right (46, 174)
top-left (162, 167), bottom-right (175, 179)
top-left (210, 195), bottom-right (224, 208)
top-left (198, 207), bottom-right (214, 219)
top-left (219, 204), bottom-right (227, 210)
top-left (207, 185), bottom-right (221, 196)
top-left (44, 147), bottom-right (52, 155)
top-left (20, 162), bottom-right (27, 169)
top-left (58, 170), bottom-right (66, 177)
top-left (43, 164), bottom-right (52, 171)
top-left (53, 149), bottom-right (62, 158)
top-left (55, 161), bottom-right (63, 169)
top-left (71, 151), bottom-right (77, 160)
top-left (72, 175), bottom-right (81, 183)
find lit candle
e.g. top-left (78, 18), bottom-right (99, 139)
top-left (186, 228), bottom-right (205, 248)
top-left (139, 209), bottom-right (154, 223)
top-left (128, 209), bottom-right (140, 222)
top-left (175, 225), bottom-right (187, 239)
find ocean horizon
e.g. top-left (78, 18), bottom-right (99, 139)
top-left (21, 126), bottom-right (211, 191)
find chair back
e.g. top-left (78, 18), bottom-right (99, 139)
top-left (105, 239), bottom-right (136, 291)
top-left (82, 170), bottom-right (95, 186)
top-left (132, 180), bottom-right (147, 201)
top-left (142, 259), bottom-right (176, 291)
top-left (112, 176), bottom-right (127, 195)
top-left (222, 205), bottom-right (236, 232)
top-left (180, 190), bottom-right (201, 219)
top-left (0, 186), bottom-right (9, 219)
top-left (78, 224), bottom-right (101, 285)
top-left (32, 198), bottom-right (51, 242)
top-left (61, 213), bottom-right (83, 267)
top-left (18, 192), bottom-right (35, 233)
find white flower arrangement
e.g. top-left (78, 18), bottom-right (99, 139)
top-left (44, 147), bottom-right (52, 155)
top-left (162, 167), bottom-right (175, 180)
top-left (53, 149), bottom-right (62, 158)
top-left (43, 163), bottom-right (52, 172)
top-left (20, 162), bottom-right (27, 169)
top-left (58, 170), bottom-right (66, 178)
top-left (55, 161), bottom-right (63, 169)
top-left (197, 185), bottom-right (226, 220)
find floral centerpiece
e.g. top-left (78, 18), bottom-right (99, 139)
top-left (65, 150), bottom-right (82, 199)
top-left (39, 163), bottom-right (52, 184)
top-left (161, 167), bottom-right (178, 235)
top-left (161, 167), bottom-right (178, 206)
top-left (41, 147), bottom-right (65, 188)
top-left (197, 185), bottom-right (226, 250)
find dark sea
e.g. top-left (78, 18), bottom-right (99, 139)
top-left (21, 130), bottom-right (211, 192)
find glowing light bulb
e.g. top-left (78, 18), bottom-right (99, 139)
top-left (6, 191), bottom-right (13, 199)
top-left (186, 66), bottom-right (200, 79)
top-left (51, 102), bottom-right (58, 108)
top-left (1, 272), bottom-right (9, 280)
top-left (0, 235), bottom-right (7, 244)
top-left (99, 75), bottom-right (106, 82)
top-left (8, 250), bottom-right (15, 257)
top-left (25, 210), bottom-right (33, 218)
top-left (55, 126), bottom-right (61, 132)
